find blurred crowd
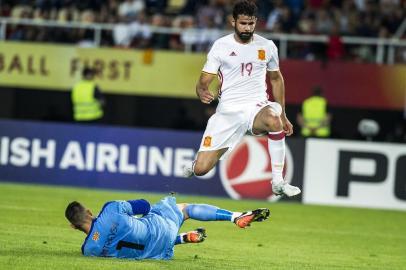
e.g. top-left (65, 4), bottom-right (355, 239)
top-left (0, 0), bottom-right (405, 62)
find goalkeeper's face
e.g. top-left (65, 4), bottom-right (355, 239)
top-left (233, 15), bottom-right (256, 43)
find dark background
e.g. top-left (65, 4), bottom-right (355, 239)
top-left (0, 86), bottom-right (403, 142)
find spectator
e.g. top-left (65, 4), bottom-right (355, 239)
top-left (315, 9), bottom-right (334, 34)
top-left (129, 12), bottom-right (152, 48)
top-left (265, 1), bottom-right (284, 32)
top-left (196, 0), bottom-right (226, 29)
top-left (149, 14), bottom-right (170, 49)
top-left (113, 17), bottom-right (133, 47)
top-left (1, 0), bottom-right (405, 61)
top-left (113, 13), bottom-right (152, 48)
top-left (326, 24), bottom-right (345, 60)
top-left (118, 0), bottom-right (145, 19)
top-left (169, 16), bottom-right (197, 51)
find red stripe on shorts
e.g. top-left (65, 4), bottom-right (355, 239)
top-left (268, 131), bottom-right (285, 140)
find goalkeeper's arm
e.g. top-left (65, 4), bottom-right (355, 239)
top-left (127, 199), bottom-right (151, 216)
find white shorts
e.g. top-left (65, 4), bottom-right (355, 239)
top-left (198, 101), bottom-right (282, 160)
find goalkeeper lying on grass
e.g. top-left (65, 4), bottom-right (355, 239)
top-left (65, 196), bottom-right (270, 260)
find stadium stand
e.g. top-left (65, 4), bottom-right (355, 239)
top-left (2, 0), bottom-right (404, 36)
top-left (1, 0), bottom-right (405, 62)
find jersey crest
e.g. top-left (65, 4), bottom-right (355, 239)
top-left (92, 231), bottom-right (100, 241)
top-left (258, 49), bottom-right (265, 60)
top-left (203, 136), bottom-right (212, 147)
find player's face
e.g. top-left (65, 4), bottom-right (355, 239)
top-left (233, 15), bottom-right (257, 43)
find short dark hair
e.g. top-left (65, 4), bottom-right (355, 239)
top-left (232, 0), bottom-right (257, 20)
top-left (312, 86), bottom-right (323, 96)
top-left (82, 67), bottom-right (95, 77)
top-left (65, 201), bottom-right (87, 227)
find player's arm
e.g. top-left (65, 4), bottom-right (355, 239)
top-left (268, 70), bottom-right (293, 136)
top-left (117, 199), bottom-right (150, 216)
top-left (196, 72), bottom-right (215, 104)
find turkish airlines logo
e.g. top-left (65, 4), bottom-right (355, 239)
top-left (219, 136), bottom-right (293, 201)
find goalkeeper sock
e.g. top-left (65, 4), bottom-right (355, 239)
top-left (185, 204), bottom-right (239, 221)
top-left (175, 234), bottom-right (185, 245)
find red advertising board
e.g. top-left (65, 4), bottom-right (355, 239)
top-left (268, 60), bottom-right (406, 110)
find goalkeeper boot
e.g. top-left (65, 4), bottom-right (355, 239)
top-left (272, 180), bottom-right (301, 197)
top-left (234, 208), bottom-right (270, 229)
top-left (184, 227), bottom-right (207, 243)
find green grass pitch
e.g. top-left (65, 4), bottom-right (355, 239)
top-left (0, 182), bottom-right (405, 270)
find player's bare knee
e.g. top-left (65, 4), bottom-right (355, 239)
top-left (264, 113), bottom-right (282, 131)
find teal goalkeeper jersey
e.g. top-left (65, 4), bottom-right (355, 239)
top-left (81, 198), bottom-right (183, 260)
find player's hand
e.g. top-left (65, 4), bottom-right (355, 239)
top-left (197, 89), bottom-right (214, 104)
top-left (281, 114), bottom-right (293, 136)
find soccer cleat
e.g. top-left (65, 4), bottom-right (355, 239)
top-left (184, 227), bottom-right (207, 243)
top-left (272, 181), bottom-right (301, 197)
top-left (234, 208), bottom-right (270, 228)
top-left (183, 166), bottom-right (194, 178)
top-left (182, 162), bottom-right (195, 178)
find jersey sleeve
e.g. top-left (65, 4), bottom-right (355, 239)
top-left (114, 200), bottom-right (150, 216)
top-left (117, 201), bottom-right (134, 215)
top-left (202, 41), bottom-right (221, 74)
top-left (98, 200), bottom-right (150, 217)
top-left (267, 41), bottom-right (280, 71)
top-left (126, 199), bottom-right (150, 215)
